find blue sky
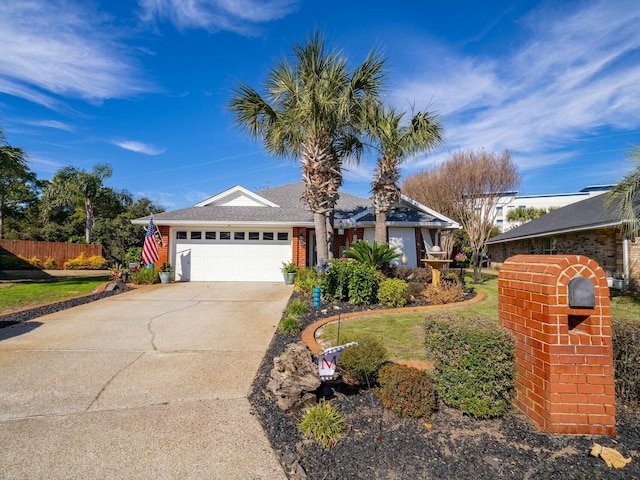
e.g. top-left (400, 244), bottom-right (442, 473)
top-left (1, 0), bottom-right (639, 210)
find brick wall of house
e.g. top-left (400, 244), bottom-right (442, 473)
top-left (498, 254), bottom-right (616, 436)
top-left (333, 228), bottom-right (364, 258)
top-left (488, 227), bottom-right (640, 286)
top-left (157, 225), bottom-right (170, 268)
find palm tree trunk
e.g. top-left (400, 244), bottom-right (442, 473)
top-left (374, 210), bottom-right (387, 244)
top-left (314, 212), bottom-right (329, 265)
top-left (326, 210), bottom-right (335, 260)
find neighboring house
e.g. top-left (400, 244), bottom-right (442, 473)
top-left (132, 182), bottom-right (460, 282)
top-left (494, 185), bottom-right (612, 231)
top-left (487, 193), bottom-right (640, 288)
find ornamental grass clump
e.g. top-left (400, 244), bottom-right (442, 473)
top-left (278, 315), bottom-right (302, 335)
top-left (425, 312), bottom-right (515, 419)
top-left (286, 298), bottom-right (309, 317)
top-left (376, 363), bottom-right (436, 417)
top-left (298, 400), bottom-right (344, 448)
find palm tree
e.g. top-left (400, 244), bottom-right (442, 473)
top-left (608, 146), bottom-right (640, 238)
top-left (0, 128), bottom-right (30, 239)
top-left (41, 163), bottom-right (113, 243)
top-left (228, 31), bottom-right (386, 265)
top-left (367, 105), bottom-right (443, 244)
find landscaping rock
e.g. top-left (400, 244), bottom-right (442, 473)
top-left (267, 341), bottom-right (321, 411)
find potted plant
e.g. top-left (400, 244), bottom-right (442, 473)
top-left (281, 261), bottom-right (297, 285)
top-left (159, 263), bottom-right (172, 284)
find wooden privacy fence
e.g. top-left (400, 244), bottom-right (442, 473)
top-left (0, 240), bottom-right (102, 269)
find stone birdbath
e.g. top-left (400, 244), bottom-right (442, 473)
top-left (421, 246), bottom-right (452, 285)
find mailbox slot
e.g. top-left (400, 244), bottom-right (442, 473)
top-left (568, 277), bottom-right (595, 309)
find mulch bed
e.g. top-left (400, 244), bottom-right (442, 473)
top-left (249, 292), bottom-right (640, 480)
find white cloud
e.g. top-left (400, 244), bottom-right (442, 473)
top-left (138, 0), bottom-right (298, 33)
top-left (25, 120), bottom-right (76, 132)
top-left (392, 0), bottom-right (640, 173)
top-left (112, 140), bottom-right (166, 155)
top-left (0, 1), bottom-right (155, 108)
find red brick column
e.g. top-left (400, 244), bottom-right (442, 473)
top-left (498, 254), bottom-right (616, 436)
top-left (292, 227), bottom-right (307, 268)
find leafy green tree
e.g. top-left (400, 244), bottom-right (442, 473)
top-left (608, 146), bottom-right (640, 238)
top-left (229, 31), bottom-right (386, 264)
top-left (41, 163), bottom-right (113, 243)
top-left (367, 104), bottom-right (443, 243)
top-left (0, 128), bottom-right (33, 239)
top-left (93, 196), bottom-right (164, 263)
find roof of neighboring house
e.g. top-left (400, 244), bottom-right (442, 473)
top-left (488, 193), bottom-right (622, 244)
top-left (132, 182), bottom-right (460, 229)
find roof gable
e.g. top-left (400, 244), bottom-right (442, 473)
top-left (195, 185), bottom-right (279, 208)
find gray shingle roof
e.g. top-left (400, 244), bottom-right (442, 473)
top-left (488, 193), bottom-right (622, 244)
top-left (134, 181), bottom-right (457, 228)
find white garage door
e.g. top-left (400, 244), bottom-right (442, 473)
top-left (173, 229), bottom-right (292, 282)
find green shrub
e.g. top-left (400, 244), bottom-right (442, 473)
top-left (322, 259), bottom-right (353, 301)
top-left (423, 281), bottom-right (465, 305)
top-left (377, 278), bottom-right (408, 307)
top-left (286, 298), bottom-right (309, 318)
top-left (347, 262), bottom-right (378, 305)
top-left (130, 268), bottom-right (159, 284)
top-left (298, 400), bottom-right (344, 448)
top-left (278, 316), bottom-right (302, 335)
top-left (425, 312), bottom-right (515, 419)
top-left (441, 271), bottom-right (461, 285)
top-left (338, 334), bottom-right (389, 386)
top-left (376, 363), bottom-right (437, 417)
top-left (612, 317), bottom-right (640, 407)
top-left (294, 267), bottom-right (320, 296)
top-left (321, 259), bottom-right (379, 305)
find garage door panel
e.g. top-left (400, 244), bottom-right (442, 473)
top-left (174, 232), bottom-right (291, 282)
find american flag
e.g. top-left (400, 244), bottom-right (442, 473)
top-left (141, 217), bottom-right (159, 266)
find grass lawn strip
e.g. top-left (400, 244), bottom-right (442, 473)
top-left (0, 276), bottom-right (108, 314)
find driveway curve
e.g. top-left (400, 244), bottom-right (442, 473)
top-left (0, 282), bottom-right (292, 479)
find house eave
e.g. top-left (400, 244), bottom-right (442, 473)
top-left (487, 221), bottom-right (623, 244)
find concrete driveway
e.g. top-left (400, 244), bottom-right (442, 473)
top-left (0, 282), bottom-right (292, 479)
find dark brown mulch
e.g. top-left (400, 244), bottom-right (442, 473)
top-left (249, 293), bottom-right (640, 480)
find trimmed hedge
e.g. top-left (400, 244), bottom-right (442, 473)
top-left (377, 278), bottom-right (408, 308)
top-left (425, 312), bottom-right (515, 419)
top-left (377, 363), bottom-right (437, 417)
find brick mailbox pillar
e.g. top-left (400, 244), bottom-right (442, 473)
top-left (498, 254), bottom-right (616, 436)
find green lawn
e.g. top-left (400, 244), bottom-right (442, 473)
top-left (0, 276), bottom-right (109, 314)
top-left (317, 274), bottom-right (640, 362)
